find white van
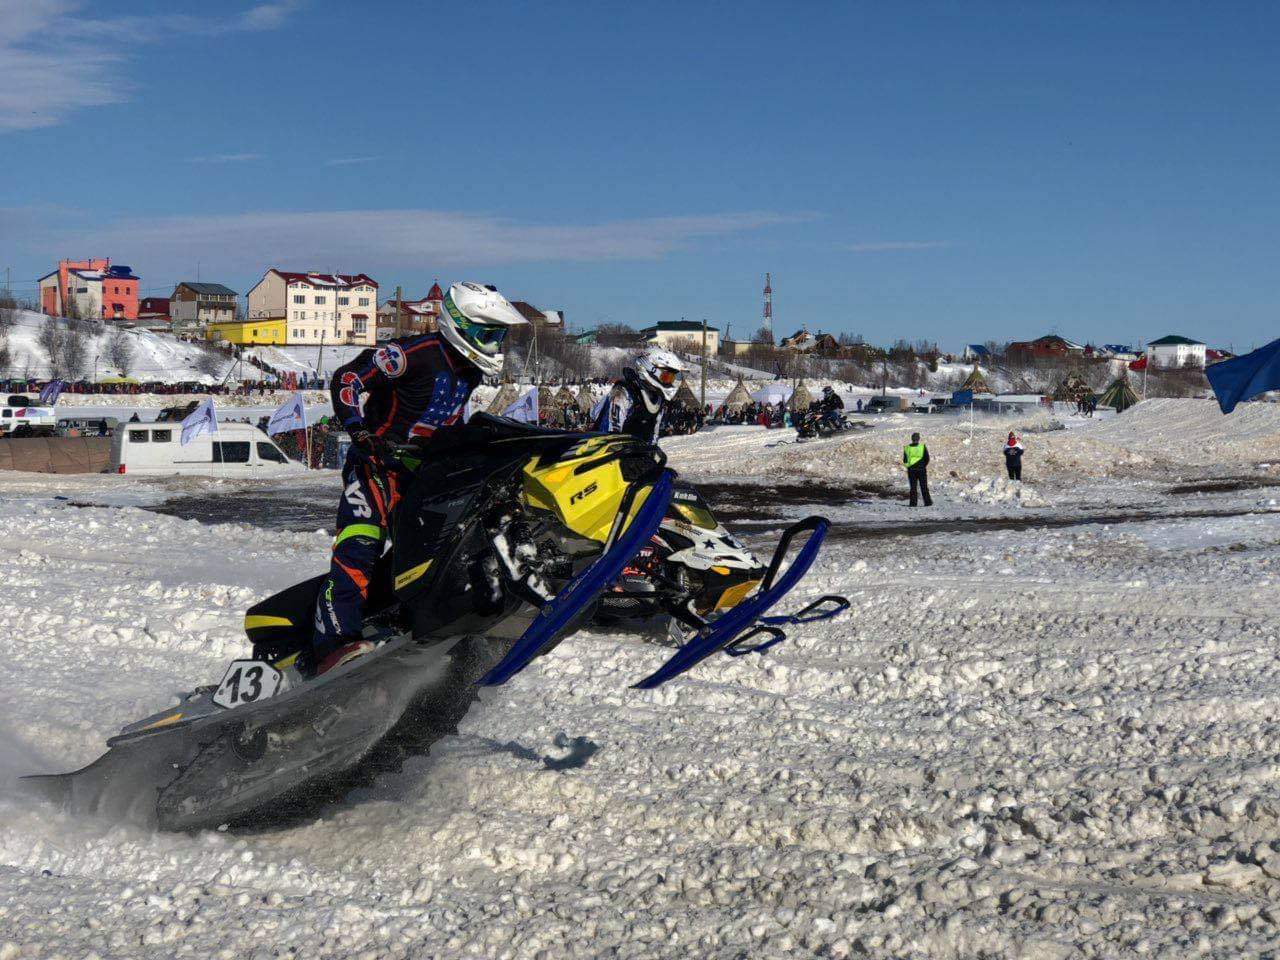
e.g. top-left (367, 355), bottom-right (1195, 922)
top-left (110, 422), bottom-right (303, 476)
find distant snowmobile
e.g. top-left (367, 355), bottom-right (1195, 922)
top-left (28, 415), bottom-right (844, 831)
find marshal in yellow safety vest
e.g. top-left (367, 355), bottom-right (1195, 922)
top-left (903, 442), bottom-right (928, 468)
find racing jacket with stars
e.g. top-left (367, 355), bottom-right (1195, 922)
top-left (330, 333), bottom-right (480, 443)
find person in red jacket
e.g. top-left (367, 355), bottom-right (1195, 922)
top-left (310, 282), bottom-right (528, 676)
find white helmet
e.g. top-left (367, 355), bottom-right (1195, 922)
top-left (437, 281), bottom-right (528, 377)
top-left (637, 348), bottom-right (686, 401)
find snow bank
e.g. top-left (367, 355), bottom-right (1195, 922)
top-left (953, 476), bottom-right (1051, 507)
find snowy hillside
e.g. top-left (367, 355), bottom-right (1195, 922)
top-left (0, 309), bottom-right (271, 384)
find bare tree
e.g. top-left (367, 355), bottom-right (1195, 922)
top-left (0, 293), bottom-right (17, 332)
top-left (38, 317), bottom-right (66, 376)
top-left (107, 327), bottom-right (136, 377)
top-left (61, 325), bottom-right (89, 380)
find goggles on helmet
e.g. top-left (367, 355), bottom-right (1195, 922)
top-left (654, 366), bottom-right (680, 386)
top-left (455, 314), bottom-right (508, 353)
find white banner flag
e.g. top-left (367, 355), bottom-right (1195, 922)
top-left (503, 387), bottom-right (539, 424)
top-left (267, 392), bottom-right (307, 435)
top-left (180, 397), bottom-right (219, 446)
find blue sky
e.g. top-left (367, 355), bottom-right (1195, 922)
top-left (1, 0), bottom-right (1276, 350)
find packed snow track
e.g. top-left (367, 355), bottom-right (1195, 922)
top-left (4, 401), bottom-right (1280, 957)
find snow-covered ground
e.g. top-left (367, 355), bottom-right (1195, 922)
top-left (3, 400), bottom-right (1280, 956)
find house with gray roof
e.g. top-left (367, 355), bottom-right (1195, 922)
top-left (170, 282), bottom-right (239, 339)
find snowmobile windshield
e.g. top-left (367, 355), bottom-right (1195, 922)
top-left (674, 502), bottom-right (717, 530)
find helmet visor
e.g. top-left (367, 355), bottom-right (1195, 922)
top-left (457, 315), bottom-right (508, 354)
top-left (655, 366), bottom-right (680, 387)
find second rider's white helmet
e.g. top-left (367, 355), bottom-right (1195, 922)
top-left (437, 282), bottom-right (528, 377)
top-left (637, 348), bottom-right (686, 401)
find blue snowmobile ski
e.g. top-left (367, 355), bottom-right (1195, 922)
top-left (478, 469), bottom-right (676, 686)
top-left (633, 515), bottom-right (834, 689)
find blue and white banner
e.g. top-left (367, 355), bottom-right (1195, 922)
top-left (180, 397), bottom-right (219, 446)
top-left (504, 387), bottom-right (539, 424)
top-left (38, 380), bottom-right (64, 405)
top-left (267, 392), bottom-right (307, 435)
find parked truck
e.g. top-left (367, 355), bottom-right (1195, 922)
top-left (1, 395), bottom-right (58, 437)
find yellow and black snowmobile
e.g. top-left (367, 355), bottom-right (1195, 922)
top-left (27, 415), bottom-right (840, 831)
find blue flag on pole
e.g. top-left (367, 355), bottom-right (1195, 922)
top-left (38, 380), bottom-right (64, 405)
top-left (267, 392), bottom-right (306, 435)
top-left (180, 397), bottom-right (219, 446)
top-left (503, 387), bottom-right (539, 424)
top-left (1205, 338), bottom-right (1280, 414)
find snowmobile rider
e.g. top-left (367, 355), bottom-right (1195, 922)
top-left (310, 282), bottom-right (528, 676)
top-left (818, 385), bottom-right (845, 430)
top-left (1003, 431), bottom-right (1024, 481)
top-left (903, 431), bottom-right (933, 507)
top-left (596, 347), bottom-right (687, 444)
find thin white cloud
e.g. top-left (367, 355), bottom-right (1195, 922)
top-left (324, 156), bottom-right (378, 167)
top-left (845, 241), bottom-right (952, 253)
top-left (25, 208), bottom-right (806, 275)
top-left (184, 153), bottom-right (263, 164)
top-left (0, 0), bottom-right (304, 131)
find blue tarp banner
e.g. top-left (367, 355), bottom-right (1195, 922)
top-left (1205, 338), bottom-right (1280, 414)
top-left (951, 389), bottom-right (973, 406)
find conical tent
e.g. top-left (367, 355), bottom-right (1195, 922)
top-left (1099, 375), bottom-right (1140, 413)
top-left (486, 382), bottom-right (520, 414)
top-left (554, 385), bottom-right (578, 409)
top-left (537, 385), bottom-right (556, 413)
top-left (674, 379), bottom-right (700, 410)
top-left (575, 384), bottom-right (597, 413)
top-left (961, 365), bottom-right (991, 394)
top-left (1053, 370), bottom-right (1092, 402)
top-left (722, 377), bottom-right (752, 412)
top-left (789, 379), bottom-right (813, 412)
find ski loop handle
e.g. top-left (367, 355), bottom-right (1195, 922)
top-left (760, 594), bottom-right (851, 626)
top-left (723, 625), bottom-right (786, 657)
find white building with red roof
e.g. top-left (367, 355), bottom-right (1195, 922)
top-left (246, 269), bottom-right (379, 346)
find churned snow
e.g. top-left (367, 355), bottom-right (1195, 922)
top-left (1, 399), bottom-right (1280, 956)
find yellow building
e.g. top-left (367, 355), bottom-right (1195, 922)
top-left (205, 318), bottom-right (287, 345)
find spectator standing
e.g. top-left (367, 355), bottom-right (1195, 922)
top-left (1003, 432), bottom-right (1024, 480)
top-left (903, 431), bottom-right (932, 507)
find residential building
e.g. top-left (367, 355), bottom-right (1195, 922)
top-left (1006, 334), bottom-right (1085, 361)
top-left (37, 258), bottom-right (140, 323)
top-left (243, 269), bottom-right (378, 346)
top-left (170, 282), bottom-right (238, 339)
top-left (206, 318), bottom-right (287, 346)
top-left (963, 344), bottom-right (991, 361)
top-left (137, 297), bottom-right (171, 333)
top-left (511, 300), bottom-right (565, 335)
top-left (642, 320), bottom-right (720, 355)
top-left (375, 282), bottom-right (444, 339)
top-left (1146, 334), bottom-right (1206, 369)
top-left (721, 338), bottom-right (755, 357)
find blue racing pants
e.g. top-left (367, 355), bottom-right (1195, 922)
top-left (312, 451), bottom-right (406, 653)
